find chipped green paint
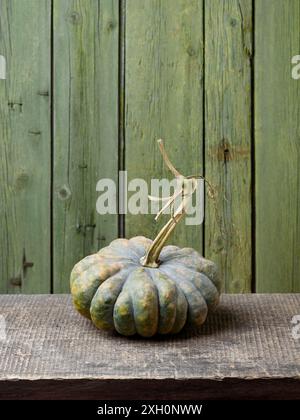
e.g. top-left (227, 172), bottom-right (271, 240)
top-left (124, 0), bottom-right (204, 254)
top-left (53, 0), bottom-right (119, 292)
top-left (0, 0), bottom-right (51, 293)
top-left (255, 0), bottom-right (300, 292)
top-left (204, 0), bottom-right (253, 293)
top-left (1, 0), bottom-right (299, 294)
top-left (70, 237), bottom-right (220, 337)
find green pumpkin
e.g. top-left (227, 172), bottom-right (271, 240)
top-left (70, 139), bottom-right (220, 337)
top-left (70, 236), bottom-right (220, 337)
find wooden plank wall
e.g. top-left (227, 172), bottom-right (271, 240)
top-left (0, 0), bottom-right (299, 293)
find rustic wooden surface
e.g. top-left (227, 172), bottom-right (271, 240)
top-left (0, 0), bottom-right (51, 293)
top-left (125, 0), bottom-right (204, 253)
top-left (204, 0), bottom-right (252, 292)
top-left (53, 0), bottom-right (119, 292)
top-left (0, 294), bottom-right (299, 399)
top-left (255, 0), bottom-right (300, 292)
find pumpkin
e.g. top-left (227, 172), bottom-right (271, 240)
top-left (70, 140), bottom-right (220, 337)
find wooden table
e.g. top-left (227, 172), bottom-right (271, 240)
top-left (0, 294), bottom-right (299, 400)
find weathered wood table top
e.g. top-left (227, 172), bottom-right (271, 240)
top-left (0, 294), bottom-right (299, 399)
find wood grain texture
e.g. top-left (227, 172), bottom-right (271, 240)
top-left (53, 0), bottom-right (119, 292)
top-left (0, 1), bottom-right (299, 295)
top-left (0, 0), bottom-right (51, 293)
top-left (204, 0), bottom-right (252, 292)
top-left (255, 0), bottom-right (300, 292)
top-left (0, 294), bottom-right (299, 378)
top-left (124, 0), bottom-right (204, 253)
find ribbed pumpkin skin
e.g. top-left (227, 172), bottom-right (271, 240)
top-left (70, 236), bottom-right (220, 337)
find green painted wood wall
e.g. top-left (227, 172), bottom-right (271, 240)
top-left (0, 0), bottom-right (299, 294)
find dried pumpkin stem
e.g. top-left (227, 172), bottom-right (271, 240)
top-left (141, 210), bottom-right (185, 268)
top-left (141, 140), bottom-right (216, 268)
top-left (141, 140), bottom-right (194, 268)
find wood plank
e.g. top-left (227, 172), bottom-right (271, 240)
top-left (0, 0), bottom-right (51, 293)
top-left (53, 0), bottom-right (119, 292)
top-left (255, 0), bottom-right (300, 292)
top-left (124, 0), bottom-right (204, 253)
top-left (0, 294), bottom-right (299, 399)
top-left (1, 378), bottom-right (300, 400)
top-left (204, 0), bottom-right (252, 292)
